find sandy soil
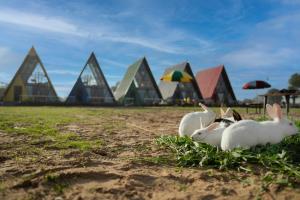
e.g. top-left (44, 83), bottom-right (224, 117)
top-left (0, 107), bottom-right (300, 200)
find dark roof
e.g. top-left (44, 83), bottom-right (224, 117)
top-left (2, 46), bottom-right (58, 99)
top-left (114, 57), bottom-right (162, 101)
top-left (0, 87), bottom-right (5, 99)
top-left (195, 65), bottom-right (236, 100)
top-left (66, 52), bottom-right (115, 103)
top-left (158, 62), bottom-right (202, 99)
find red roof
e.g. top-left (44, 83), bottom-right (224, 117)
top-left (196, 65), bottom-right (224, 99)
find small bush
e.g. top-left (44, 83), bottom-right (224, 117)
top-left (156, 122), bottom-right (300, 186)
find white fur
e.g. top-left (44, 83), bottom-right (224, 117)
top-left (191, 123), bottom-right (225, 147)
top-left (221, 104), bottom-right (298, 151)
top-left (178, 103), bottom-right (216, 137)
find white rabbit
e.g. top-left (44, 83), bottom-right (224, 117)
top-left (191, 122), bottom-right (224, 147)
top-left (221, 104), bottom-right (298, 151)
top-left (178, 103), bottom-right (216, 137)
top-left (191, 107), bottom-right (242, 147)
top-left (190, 108), bottom-right (240, 147)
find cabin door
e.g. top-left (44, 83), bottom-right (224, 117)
top-left (14, 86), bottom-right (22, 101)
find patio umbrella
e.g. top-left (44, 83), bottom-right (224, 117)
top-left (160, 70), bottom-right (193, 83)
top-left (243, 80), bottom-right (271, 109)
top-left (242, 80), bottom-right (271, 89)
top-left (161, 70), bottom-right (194, 106)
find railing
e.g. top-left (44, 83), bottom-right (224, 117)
top-left (19, 95), bottom-right (59, 103)
top-left (163, 98), bottom-right (200, 106)
top-left (143, 97), bottom-right (161, 105)
top-left (123, 97), bottom-right (161, 106)
top-left (67, 96), bottom-right (115, 104)
top-left (123, 97), bottom-right (135, 106)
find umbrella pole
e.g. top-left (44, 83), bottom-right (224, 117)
top-left (263, 95), bottom-right (268, 117)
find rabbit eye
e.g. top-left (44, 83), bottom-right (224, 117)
top-left (289, 123), bottom-right (293, 126)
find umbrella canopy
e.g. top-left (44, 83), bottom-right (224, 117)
top-left (279, 89), bottom-right (297, 94)
top-left (160, 70), bottom-right (193, 83)
top-left (242, 80), bottom-right (271, 89)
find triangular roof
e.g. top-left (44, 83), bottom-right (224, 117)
top-left (2, 46), bottom-right (58, 100)
top-left (195, 65), bottom-right (236, 100)
top-left (114, 57), bottom-right (162, 101)
top-left (0, 85), bottom-right (5, 100)
top-left (66, 52), bottom-right (115, 103)
top-left (0, 82), bottom-right (6, 97)
top-left (158, 61), bottom-right (202, 100)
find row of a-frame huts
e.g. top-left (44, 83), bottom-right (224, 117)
top-left (0, 47), bottom-right (237, 106)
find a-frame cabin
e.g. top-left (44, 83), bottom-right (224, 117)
top-left (0, 82), bottom-right (6, 100)
top-left (66, 53), bottom-right (115, 105)
top-left (2, 47), bottom-right (58, 104)
top-left (196, 65), bottom-right (236, 106)
top-left (158, 62), bottom-right (202, 105)
top-left (114, 57), bottom-right (162, 106)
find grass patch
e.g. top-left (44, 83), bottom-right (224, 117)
top-left (102, 120), bottom-right (127, 134)
top-left (45, 174), bottom-right (68, 194)
top-left (0, 180), bottom-right (5, 193)
top-left (156, 121), bottom-right (300, 188)
top-left (131, 155), bottom-right (174, 165)
top-left (0, 107), bottom-right (102, 151)
top-left (48, 138), bottom-right (101, 151)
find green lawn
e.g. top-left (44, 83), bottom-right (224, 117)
top-left (0, 107), bottom-right (105, 151)
top-left (0, 106), bottom-right (300, 196)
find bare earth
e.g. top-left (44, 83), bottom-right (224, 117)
top-left (1, 107), bottom-right (300, 200)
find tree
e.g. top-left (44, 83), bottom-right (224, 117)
top-left (288, 73), bottom-right (300, 89)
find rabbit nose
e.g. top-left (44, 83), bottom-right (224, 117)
top-left (192, 133), bottom-right (201, 140)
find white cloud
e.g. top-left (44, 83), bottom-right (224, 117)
top-left (0, 47), bottom-right (11, 66)
top-left (0, 72), bottom-right (11, 83)
top-left (0, 46), bottom-right (21, 71)
top-left (47, 69), bottom-right (79, 76)
top-left (105, 75), bottom-right (122, 79)
top-left (0, 9), bottom-right (87, 37)
top-left (100, 35), bottom-right (181, 54)
top-left (53, 85), bottom-right (72, 97)
top-left (220, 11), bottom-right (300, 69)
top-left (221, 46), bottom-right (295, 68)
top-left (101, 58), bottom-right (126, 69)
top-left (0, 8), bottom-right (214, 55)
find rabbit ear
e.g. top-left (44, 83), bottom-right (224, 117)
top-left (220, 107), bottom-right (225, 117)
top-left (224, 108), bottom-right (233, 116)
top-left (232, 109), bottom-right (242, 121)
top-left (266, 104), bottom-right (276, 119)
top-left (273, 103), bottom-right (282, 120)
top-left (207, 122), bottom-right (220, 132)
top-left (199, 103), bottom-right (207, 111)
top-left (199, 118), bottom-right (203, 129)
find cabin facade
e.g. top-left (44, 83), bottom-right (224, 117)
top-left (158, 62), bottom-right (202, 105)
top-left (2, 47), bottom-right (58, 104)
top-left (196, 65), bottom-right (236, 106)
top-left (66, 53), bottom-right (115, 105)
top-left (114, 57), bottom-right (162, 106)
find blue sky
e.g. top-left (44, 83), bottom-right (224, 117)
top-left (0, 0), bottom-right (299, 100)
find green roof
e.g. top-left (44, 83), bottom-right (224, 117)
top-left (114, 57), bottom-right (162, 102)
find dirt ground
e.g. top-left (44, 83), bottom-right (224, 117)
top-left (0, 107), bottom-right (300, 200)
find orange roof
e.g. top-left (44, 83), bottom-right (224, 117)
top-left (196, 65), bottom-right (224, 99)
